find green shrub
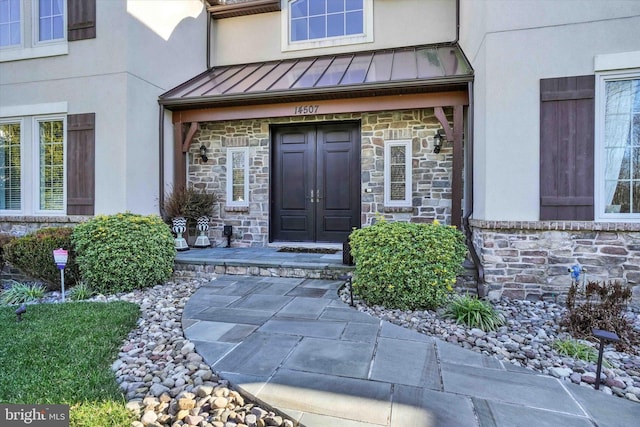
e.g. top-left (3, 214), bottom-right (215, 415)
top-left (72, 213), bottom-right (175, 294)
top-left (0, 234), bottom-right (15, 272)
top-left (443, 294), bottom-right (505, 331)
top-left (3, 227), bottom-right (80, 290)
top-left (0, 281), bottom-right (47, 305)
top-left (562, 280), bottom-right (639, 354)
top-left (349, 220), bottom-right (467, 310)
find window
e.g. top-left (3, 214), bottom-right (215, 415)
top-left (0, 108), bottom-right (67, 215)
top-left (0, 0), bottom-right (97, 62)
top-left (37, 0), bottom-right (64, 43)
top-left (37, 118), bottom-right (64, 211)
top-left (227, 147), bottom-right (249, 207)
top-left (0, 0), bottom-right (21, 47)
top-left (282, 0), bottom-right (373, 52)
top-left (384, 140), bottom-right (411, 207)
top-left (0, 121), bottom-right (22, 210)
top-left (596, 71), bottom-right (640, 219)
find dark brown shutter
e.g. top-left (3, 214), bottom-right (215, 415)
top-left (67, 113), bottom-right (95, 215)
top-left (67, 0), bottom-right (96, 41)
top-left (540, 75), bottom-right (595, 220)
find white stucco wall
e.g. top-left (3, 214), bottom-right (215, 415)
top-left (0, 0), bottom-right (206, 216)
top-left (212, 0), bottom-right (456, 65)
top-left (460, 0), bottom-right (640, 221)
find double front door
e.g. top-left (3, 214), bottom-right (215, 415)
top-left (271, 123), bottom-right (361, 243)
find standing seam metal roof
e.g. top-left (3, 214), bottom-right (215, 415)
top-left (159, 44), bottom-right (473, 108)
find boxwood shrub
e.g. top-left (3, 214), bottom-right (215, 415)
top-left (3, 227), bottom-right (80, 291)
top-left (72, 213), bottom-right (175, 294)
top-left (349, 220), bottom-right (467, 310)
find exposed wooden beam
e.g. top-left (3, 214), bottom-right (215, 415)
top-left (174, 122), bottom-right (186, 191)
top-left (451, 105), bottom-right (464, 229)
top-left (172, 92), bottom-right (469, 124)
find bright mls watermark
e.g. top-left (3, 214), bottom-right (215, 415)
top-left (1, 404), bottom-right (69, 426)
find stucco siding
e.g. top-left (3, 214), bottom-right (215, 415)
top-left (460, 0), bottom-right (640, 221)
top-left (212, 0), bottom-right (456, 66)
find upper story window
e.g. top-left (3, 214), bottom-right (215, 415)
top-left (37, 0), bottom-right (65, 43)
top-left (0, 0), bottom-right (21, 47)
top-left (0, 0), bottom-right (96, 62)
top-left (282, 0), bottom-right (373, 52)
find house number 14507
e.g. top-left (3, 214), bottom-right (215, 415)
top-left (293, 105), bottom-right (319, 115)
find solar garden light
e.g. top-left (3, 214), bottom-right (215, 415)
top-left (53, 248), bottom-right (68, 302)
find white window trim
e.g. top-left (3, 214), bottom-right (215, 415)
top-left (0, 102), bottom-right (68, 216)
top-left (226, 147), bottom-right (249, 208)
top-left (280, 0), bottom-right (373, 53)
top-left (0, 117), bottom-right (25, 214)
top-left (384, 140), bottom-right (411, 207)
top-left (0, 0), bottom-right (68, 62)
top-left (33, 115), bottom-right (66, 215)
top-left (594, 67), bottom-right (640, 221)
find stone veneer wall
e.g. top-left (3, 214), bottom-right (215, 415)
top-left (470, 219), bottom-right (640, 305)
top-left (0, 215), bottom-right (89, 236)
top-left (189, 109), bottom-right (454, 247)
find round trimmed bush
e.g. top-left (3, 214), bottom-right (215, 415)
top-left (72, 213), bottom-right (176, 294)
top-left (3, 227), bottom-right (80, 290)
top-left (349, 220), bottom-right (467, 310)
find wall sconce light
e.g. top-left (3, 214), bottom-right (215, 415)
top-left (433, 129), bottom-right (445, 154)
top-left (199, 145), bottom-right (208, 163)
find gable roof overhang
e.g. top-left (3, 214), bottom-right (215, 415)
top-left (159, 43), bottom-right (473, 113)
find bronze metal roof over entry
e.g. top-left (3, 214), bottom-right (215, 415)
top-left (160, 44), bottom-right (473, 110)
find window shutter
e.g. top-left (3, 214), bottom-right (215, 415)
top-left (67, 0), bottom-right (96, 41)
top-left (540, 75), bottom-right (595, 220)
top-left (67, 113), bottom-right (95, 215)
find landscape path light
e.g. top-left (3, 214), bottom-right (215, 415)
top-left (53, 248), bottom-right (68, 302)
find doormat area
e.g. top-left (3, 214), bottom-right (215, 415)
top-left (277, 247), bottom-right (339, 254)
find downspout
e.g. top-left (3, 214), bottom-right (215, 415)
top-left (454, 0), bottom-right (485, 296)
top-left (158, 104), bottom-right (166, 219)
top-left (462, 81), bottom-right (486, 297)
top-left (206, 6), bottom-right (212, 69)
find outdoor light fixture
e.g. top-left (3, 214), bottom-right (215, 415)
top-left (53, 248), bottom-right (68, 302)
top-left (223, 225), bottom-right (233, 248)
top-left (15, 304), bottom-right (26, 322)
top-left (200, 145), bottom-right (208, 163)
top-left (433, 129), bottom-right (445, 154)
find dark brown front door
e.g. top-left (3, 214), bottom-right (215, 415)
top-left (272, 123), bottom-right (360, 243)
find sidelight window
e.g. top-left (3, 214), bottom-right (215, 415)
top-left (226, 147), bottom-right (249, 207)
top-left (384, 140), bottom-right (411, 207)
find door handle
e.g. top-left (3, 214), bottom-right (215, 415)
top-left (307, 190), bottom-right (315, 203)
top-left (315, 190), bottom-right (322, 203)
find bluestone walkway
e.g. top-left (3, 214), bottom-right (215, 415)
top-left (182, 275), bottom-right (640, 426)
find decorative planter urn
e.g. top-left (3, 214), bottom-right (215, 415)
top-left (194, 216), bottom-right (211, 248)
top-left (171, 216), bottom-right (189, 251)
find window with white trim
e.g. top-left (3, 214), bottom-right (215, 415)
top-left (0, 113), bottom-right (65, 215)
top-left (0, 0), bottom-right (21, 47)
top-left (281, 0), bottom-right (373, 52)
top-left (0, 0), bottom-right (68, 61)
top-left (37, 0), bottom-right (65, 43)
top-left (226, 147), bottom-right (249, 207)
top-left (384, 140), bottom-right (411, 207)
top-left (596, 70), bottom-right (640, 220)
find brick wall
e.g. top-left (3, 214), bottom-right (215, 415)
top-left (471, 219), bottom-right (640, 305)
top-left (188, 109), bottom-right (454, 247)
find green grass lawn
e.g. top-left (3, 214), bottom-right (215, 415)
top-left (0, 301), bottom-right (140, 426)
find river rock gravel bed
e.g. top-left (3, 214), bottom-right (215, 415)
top-left (339, 290), bottom-right (640, 404)
top-left (93, 278), bottom-right (295, 427)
